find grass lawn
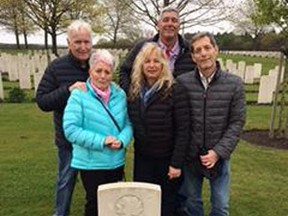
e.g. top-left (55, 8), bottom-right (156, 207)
top-left (0, 103), bottom-right (288, 215)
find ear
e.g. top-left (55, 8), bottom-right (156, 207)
top-left (191, 52), bottom-right (196, 63)
top-left (67, 38), bottom-right (70, 49)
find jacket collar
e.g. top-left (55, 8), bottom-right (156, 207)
top-left (195, 61), bottom-right (222, 82)
top-left (68, 52), bottom-right (89, 70)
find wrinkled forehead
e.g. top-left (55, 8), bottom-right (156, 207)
top-left (160, 11), bottom-right (179, 20)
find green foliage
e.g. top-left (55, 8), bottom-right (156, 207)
top-left (253, 0), bottom-right (288, 38)
top-left (186, 31), bottom-right (287, 51)
top-left (8, 87), bottom-right (26, 103)
top-left (95, 38), bottom-right (135, 49)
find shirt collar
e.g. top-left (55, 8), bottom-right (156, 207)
top-left (158, 39), bottom-right (180, 57)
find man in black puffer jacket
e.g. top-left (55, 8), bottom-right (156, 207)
top-left (35, 20), bottom-right (92, 216)
top-left (120, 5), bottom-right (195, 93)
top-left (176, 32), bottom-right (246, 216)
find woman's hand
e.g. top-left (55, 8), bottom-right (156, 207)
top-left (104, 136), bottom-right (122, 149)
top-left (168, 166), bottom-right (181, 180)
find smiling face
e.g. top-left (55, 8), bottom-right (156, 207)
top-left (191, 36), bottom-right (219, 76)
top-left (89, 61), bottom-right (113, 91)
top-left (157, 11), bottom-right (180, 43)
top-left (142, 51), bottom-right (163, 86)
top-left (67, 27), bottom-right (92, 62)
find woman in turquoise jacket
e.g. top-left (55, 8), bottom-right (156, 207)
top-left (63, 49), bottom-right (133, 216)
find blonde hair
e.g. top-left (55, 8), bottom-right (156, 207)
top-left (129, 42), bottom-right (173, 101)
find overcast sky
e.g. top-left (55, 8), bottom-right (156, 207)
top-left (0, 20), bottom-right (234, 46)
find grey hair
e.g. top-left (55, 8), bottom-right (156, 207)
top-left (89, 50), bottom-right (115, 70)
top-left (190, 32), bottom-right (217, 53)
top-left (67, 20), bottom-right (92, 40)
top-left (159, 5), bottom-right (180, 20)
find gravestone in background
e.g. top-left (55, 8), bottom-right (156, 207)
top-left (253, 63), bottom-right (262, 81)
top-left (33, 72), bottom-right (44, 93)
top-left (258, 75), bottom-right (277, 104)
top-left (244, 65), bottom-right (255, 84)
top-left (98, 182), bottom-right (161, 216)
top-left (0, 72), bottom-right (4, 100)
top-left (236, 61), bottom-right (246, 80)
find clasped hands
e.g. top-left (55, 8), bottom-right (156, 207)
top-left (200, 149), bottom-right (219, 169)
top-left (104, 136), bottom-right (122, 150)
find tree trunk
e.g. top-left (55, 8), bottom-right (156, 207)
top-left (51, 31), bottom-right (58, 56)
top-left (23, 30), bottom-right (28, 49)
top-left (14, 29), bottom-right (20, 49)
top-left (163, 0), bottom-right (170, 7)
top-left (44, 28), bottom-right (49, 50)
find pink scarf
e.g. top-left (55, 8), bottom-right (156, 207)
top-left (90, 81), bottom-right (111, 105)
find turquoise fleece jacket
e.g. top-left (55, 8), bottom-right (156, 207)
top-left (63, 79), bottom-right (133, 170)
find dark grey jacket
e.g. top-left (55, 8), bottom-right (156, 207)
top-left (35, 54), bottom-right (89, 149)
top-left (120, 34), bottom-right (196, 93)
top-left (175, 65), bottom-right (246, 162)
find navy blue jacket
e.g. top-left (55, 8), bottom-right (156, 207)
top-left (36, 53), bottom-right (89, 149)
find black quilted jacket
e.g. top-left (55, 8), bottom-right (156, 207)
top-left (35, 53), bottom-right (89, 149)
top-left (128, 84), bottom-right (190, 168)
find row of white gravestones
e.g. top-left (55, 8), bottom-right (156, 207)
top-left (0, 52), bottom-right (57, 92)
top-left (220, 58), bottom-right (263, 84)
top-left (257, 66), bottom-right (285, 104)
top-left (219, 58), bottom-right (286, 104)
top-left (0, 49), bottom-right (130, 99)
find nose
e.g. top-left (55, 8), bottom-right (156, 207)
top-left (100, 71), bottom-right (106, 78)
top-left (148, 61), bottom-right (156, 67)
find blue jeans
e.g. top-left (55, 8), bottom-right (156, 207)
top-left (180, 159), bottom-right (230, 216)
top-left (54, 146), bottom-right (78, 216)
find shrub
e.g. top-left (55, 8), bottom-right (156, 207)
top-left (8, 87), bottom-right (26, 103)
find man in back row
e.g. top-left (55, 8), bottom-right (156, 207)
top-left (120, 5), bottom-right (195, 92)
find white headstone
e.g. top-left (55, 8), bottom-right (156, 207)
top-left (98, 182), bottom-right (161, 216)
top-left (253, 63), bottom-right (262, 80)
top-left (19, 58), bottom-right (32, 89)
top-left (217, 58), bottom-right (224, 69)
top-left (244, 65), bottom-right (255, 84)
top-left (257, 75), bottom-right (277, 104)
top-left (0, 72), bottom-right (4, 100)
top-left (236, 61), bottom-right (246, 80)
top-left (33, 72), bottom-right (44, 92)
top-left (225, 59), bottom-right (234, 72)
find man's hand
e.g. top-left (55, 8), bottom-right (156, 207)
top-left (69, 81), bottom-right (87, 92)
top-left (200, 149), bottom-right (219, 169)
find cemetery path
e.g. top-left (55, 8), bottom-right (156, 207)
top-left (241, 130), bottom-right (288, 150)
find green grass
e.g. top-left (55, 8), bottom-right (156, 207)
top-left (1, 103), bottom-right (288, 215)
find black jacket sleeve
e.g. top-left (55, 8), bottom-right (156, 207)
top-left (119, 40), bottom-right (146, 93)
top-left (35, 63), bottom-right (70, 112)
top-left (170, 82), bottom-right (190, 168)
